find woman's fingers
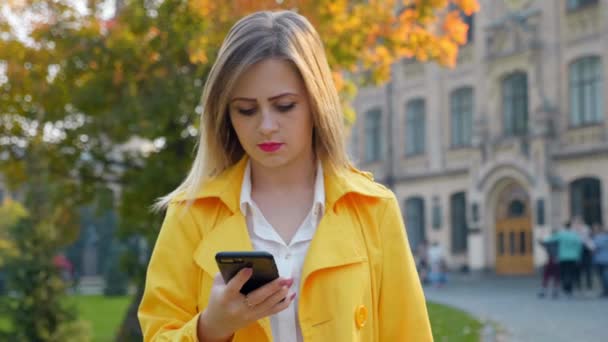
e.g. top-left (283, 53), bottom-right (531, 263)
top-left (245, 277), bottom-right (293, 306)
top-left (212, 271), bottom-right (225, 285)
top-left (225, 268), bottom-right (253, 295)
top-left (265, 292), bottom-right (296, 316)
top-left (253, 284), bottom-right (291, 314)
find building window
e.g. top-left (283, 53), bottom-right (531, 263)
top-left (450, 192), bottom-right (468, 253)
top-left (405, 197), bottom-right (426, 250)
top-left (364, 108), bottom-right (382, 162)
top-left (432, 196), bottom-right (442, 230)
top-left (569, 56), bottom-right (603, 126)
top-left (471, 202), bottom-right (479, 222)
top-left (536, 199), bottom-right (545, 226)
top-left (567, 0), bottom-right (598, 11)
top-left (450, 2), bottom-right (474, 44)
top-left (570, 177), bottom-right (603, 226)
top-left (349, 127), bottom-right (359, 161)
top-left (450, 87), bottom-right (473, 147)
top-left (405, 99), bottom-right (426, 155)
top-left (464, 14), bottom-right (474, 44)
top-left (508, 200), bottom-right (526, 217)
top-left (502, 72), bottom-right (528, 137)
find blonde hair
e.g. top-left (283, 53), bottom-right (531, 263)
top-left (153, 10), bottom-right (350, 211)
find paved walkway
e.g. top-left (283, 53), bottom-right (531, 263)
top-left (424, 273), bottom-right (607, 342)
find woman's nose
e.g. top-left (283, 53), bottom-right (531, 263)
top-left (259, 109), bottom-right (278, 135)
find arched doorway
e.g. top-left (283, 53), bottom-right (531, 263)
top-left (495, 182), bottom-right (534, 275)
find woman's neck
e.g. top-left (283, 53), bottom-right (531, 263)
top-left (250, 153), bottom-right (317, 194)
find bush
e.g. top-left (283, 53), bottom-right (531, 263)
top-left (4, 217), bottom-right (87, 341)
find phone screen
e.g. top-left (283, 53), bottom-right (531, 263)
top-left (215, 251), bottom-right (280, 295)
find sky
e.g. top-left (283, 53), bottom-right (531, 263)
top-left (1, 0), bottom-right (116, 44)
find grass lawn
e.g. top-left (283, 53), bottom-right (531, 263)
top-left (428, 301), bottom-right (482, 342)
top-left (0, 295), bottom-right (132, 342)
top-left (2, 296), bottom-right (481, 341)
top-left (68, 295), bottom-right (132, 342)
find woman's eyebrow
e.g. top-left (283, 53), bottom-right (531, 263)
top-left (230, 92), bottom-right (298, 103)
top-left (268, 92), bottom-right (297, 101)
top-left (230, 97), bottom-right (256, 103)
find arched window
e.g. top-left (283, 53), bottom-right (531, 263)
top-left (508, 200), bottom-right (526, 218)
top-left (502, 72), bottom-right (528, 136)
top-left (405, 197), bottom-right (426, 250)
top-left (450, 87), bottom-right (473, 147)
top-left (569, 56), bottom-right (603, 126)
top-left (450, 192), bottom-right (468, 253)
top-left (405, 99), bottom-right (426, 155)
top-left (570, 177), bottom-right (603, 225)
top-left (364, 108), bottom-right (382, 162)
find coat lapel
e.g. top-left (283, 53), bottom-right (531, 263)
top-left (300, 207), bottom-right (367, 289)
top-left (299, 165), bottom-right (391, 292)
top-left (192, 212), bottom-right (252, 277)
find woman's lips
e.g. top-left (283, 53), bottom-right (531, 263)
top-left (258, 142), bottom-right (284, 152)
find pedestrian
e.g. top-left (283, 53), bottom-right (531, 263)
top-left (538, 228), bottom-right (560, 299)
top-left (427, 241), bottom-right (447, 288)
top-left (544, 221), bottom-right (583, 298)
top-left (572, 216), bottom-right (594, 293)
top-left (592, 224), bottom-right (608, 298)
top-left (416, 239), bottom-right (430, 285)
top-left (137, 10), bottom-right (432, 342)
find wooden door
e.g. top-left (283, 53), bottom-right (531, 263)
top-left (495, 216), bottom-right (533, 274)
top-left (495, 183), bottom-right (534, 275)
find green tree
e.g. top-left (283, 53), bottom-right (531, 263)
top-left (0, 200), bottom-right (27, 267)
top-left (2, 208), bottom-right (91, 341)
top-left (0, 2), bottom-right (113, 339)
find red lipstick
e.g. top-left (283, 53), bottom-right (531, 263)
top-left (258, 142), bottom-right (283, 152)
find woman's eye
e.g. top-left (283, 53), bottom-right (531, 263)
top-left (277, 103), bottom-right (295, 112)
top-left (237, 108), bottom-right (256, 116)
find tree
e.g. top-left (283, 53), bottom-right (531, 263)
top-left (0, 199), bottom-right (27, 298)
top-left (0, 199), bottom-right (27, 267)
top-left (0, 198), bottom-right (91, 341)
top-left (1, 1), bottom-right (479, 340)
top-left (0, 3), bottom-right (114, 339)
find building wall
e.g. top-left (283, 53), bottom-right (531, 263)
top-left (394, 172), bottom-right (471, 269)
top-left (351, 0), bottom-right (608, 272)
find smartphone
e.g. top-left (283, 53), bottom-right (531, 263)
top-left (215, 251), bottom-right (280, 295)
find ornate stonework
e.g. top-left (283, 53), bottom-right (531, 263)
top-left (485, 9), bottom-right (542, 61)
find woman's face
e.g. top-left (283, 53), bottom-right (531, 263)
top-left (229, 58), bottom-right (314, 170)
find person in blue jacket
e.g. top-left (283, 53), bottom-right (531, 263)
top-left (544, 222), bottom-right (583, 298)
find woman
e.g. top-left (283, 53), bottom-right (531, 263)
top-left (138, 10), bottom-right (432, 342)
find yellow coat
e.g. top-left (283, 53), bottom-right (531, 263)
top-left (138, 157), bottom-right (433, 341)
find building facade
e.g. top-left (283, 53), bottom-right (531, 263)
top-left (350, 0), bottom-right (608, 274)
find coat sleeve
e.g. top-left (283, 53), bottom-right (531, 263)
top-left (377, 195), bottom-right (433, 341)
top-left (138, 202), bottom-right (203, 341)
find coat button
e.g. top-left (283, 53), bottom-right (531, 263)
top-left (355, 304), bottom-right (368, 329)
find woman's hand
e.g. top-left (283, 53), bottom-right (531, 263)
top-left (197, 268), bottom-right (296, 342)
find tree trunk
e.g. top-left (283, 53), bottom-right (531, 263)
top-left (115, 285), bottom-right (144, 341)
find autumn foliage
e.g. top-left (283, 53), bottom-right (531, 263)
top-left (114, 0), bottom-right (480, 121)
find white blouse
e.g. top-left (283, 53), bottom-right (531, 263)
top-left (239, 160), bottom-right (325, 342)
